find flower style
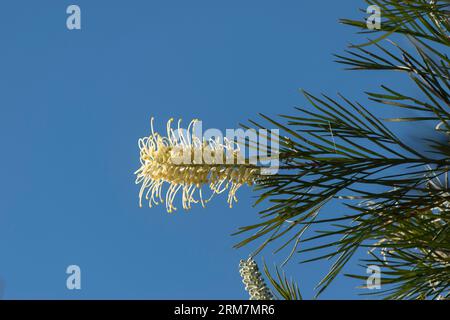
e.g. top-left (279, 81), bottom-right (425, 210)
top-left (135, 118), bottom-right (260, 213)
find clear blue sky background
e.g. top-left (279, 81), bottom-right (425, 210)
top-left (0, 1), bottom-right (418, 299)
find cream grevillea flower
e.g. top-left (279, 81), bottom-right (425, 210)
top-left (135, 118), bottom-right (261, 213)
top-left (239, 258), bottom-right (274, 300)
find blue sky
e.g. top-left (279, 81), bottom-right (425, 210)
top-left (0, 1), bottom-right (416, 299)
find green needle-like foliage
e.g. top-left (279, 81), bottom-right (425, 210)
top-left (263, 263), bottom-right (303, 300)
top-left (235, 0), bottom-right (450, 299)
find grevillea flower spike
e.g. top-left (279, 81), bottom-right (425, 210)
top-left (135, 118), bottom-right (261, 213)
top-left (239, 258), bottom-right (274, 300)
